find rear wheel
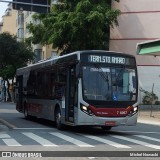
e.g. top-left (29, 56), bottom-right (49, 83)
top-left (24, 106), bottom-right (29, 119)
top-left (55, 107), bottom-right (64, 130)
top-left (101, 126), bottom-right (112, 131)
top-left (24, 103), bottom-right (31, 120)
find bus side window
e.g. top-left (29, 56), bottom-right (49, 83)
top-left (27, 71), bottom-right (36, 96)
top-left (51, 73), bottom-right (55, 98)
top-left (54, 68), bottom-right (67, 99)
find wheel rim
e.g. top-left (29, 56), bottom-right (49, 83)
top-left (56, 112), bottom-right (61, 126)
top-left (24, 108), bottom-right (28, 117)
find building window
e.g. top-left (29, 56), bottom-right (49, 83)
top-left (17, 13), bottom-right (24, 25)
top-left (17, 28), bottom-right (24, 39)
top-left (34, 49), bottom-right (42, 63)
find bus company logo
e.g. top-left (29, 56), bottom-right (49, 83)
top-left (97, 111), bottom-right (108, 115)
top-left (2, 152), bottom-right (12, 157)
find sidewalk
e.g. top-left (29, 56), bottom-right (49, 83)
top-left (138, 110), bottom-right (160, 126)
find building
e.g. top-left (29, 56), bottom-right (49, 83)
top-left (1, 1), bottom-right (160, 102)
top-left (0, 3), bottom-right (56, 62)
top-left (0, 3), bottom-right (17, 100)
top-left (0, 22), bottom-right (2, 33)
top-left (110, 0), bottom-right (160, 102)
top-left (16, 10), bottom-right (55, 63)
top-left (1, 3), bottom-right (16, 35)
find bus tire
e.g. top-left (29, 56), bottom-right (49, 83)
top-left (55, 107), bottom-right (64, 130)
top-left (24, 104), bottom-right (29, 119)
top-left (101, 126), bottom-right (112, 131)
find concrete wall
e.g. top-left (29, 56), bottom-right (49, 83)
top-left (2, 10), bottom-right (16, 35)
top-left (110, 0), bottom-right (160, 101)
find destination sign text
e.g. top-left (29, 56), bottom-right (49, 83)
top-left (89, 55), bottom-right (125, 64)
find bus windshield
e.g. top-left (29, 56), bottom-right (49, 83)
top-left (82, 65), bottom-right (137, 102)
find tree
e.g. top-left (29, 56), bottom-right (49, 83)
top-left (27, 0), bottom-right (120, 55)
top-left (140, 87), bottom-right (158, 105)
top-left (0, 32), bottom-right (34, 101)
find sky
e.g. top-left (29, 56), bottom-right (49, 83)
top-left (0, 1), bottom-right (10, 22)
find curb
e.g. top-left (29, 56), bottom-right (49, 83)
top-left (138, 119), bottom-right (160, 126)
top-left (0, 119), bottom-right (17, 129)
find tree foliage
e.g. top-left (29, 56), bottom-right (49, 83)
top-left (0, 32), bottom-right (34, 80)
top-left (27, 0), bottom-right (120, 55)
top-left (0, 32), bottom-right (34, 101)
top-left (140, 87), bottom-right (158, 105)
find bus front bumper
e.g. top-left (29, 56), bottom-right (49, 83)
top-left (77, 111), bottom-right (138, 126)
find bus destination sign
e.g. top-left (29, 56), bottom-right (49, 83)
top-left (88, 55), bottom-right (125, 64)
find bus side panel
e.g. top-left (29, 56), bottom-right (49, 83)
top-left (25, 98), bottom-right (61, 121)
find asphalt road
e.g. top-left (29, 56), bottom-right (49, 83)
top-left (0, 102), bottom-right (160, 160)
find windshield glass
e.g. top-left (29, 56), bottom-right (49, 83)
top-left (82, 65), bottom-right (137, 101)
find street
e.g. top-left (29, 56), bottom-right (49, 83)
top-left (0, 102), bottom-right (160, 160)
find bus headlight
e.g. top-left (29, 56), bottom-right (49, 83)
top-left (128, 106), bottom-right (138, 116)
top-left (80, 104), bottom-right (94, 116)
top-left (133, 106), bottom-right (138, 112)
top-left (82, 106), bottom-right (87, 111)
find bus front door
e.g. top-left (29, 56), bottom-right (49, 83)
top-left (16, 75), bottom-right (23, 112)
top-left (66, 66), bottom-right (77, 123)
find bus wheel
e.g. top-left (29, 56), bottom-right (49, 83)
top-left (55, 108), bottom-right (63, 130)
top-left (24, 106), bottom-right (29, 119)
top-left (101, 126), bottom-right (112, 131)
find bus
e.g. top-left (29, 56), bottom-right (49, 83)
top-left (16, 50), bottom-right (138, 130)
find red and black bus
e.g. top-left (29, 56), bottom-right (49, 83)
top-left (16, 50), bottom-right (138, 130)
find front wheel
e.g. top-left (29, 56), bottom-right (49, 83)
top-left (101, 126), bottom-right (112, 131)
top-left (55, 108), bottom-right (64, 130)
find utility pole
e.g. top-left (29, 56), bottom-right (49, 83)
top-left (150, 83), bottom-right (154, 117)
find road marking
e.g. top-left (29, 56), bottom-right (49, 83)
top-left (50, 132), bottom-right (94, 147)
top-left (111, 130), bottom-right (160, 134)
top-left (134, 135), bottom-right (160, 143)
top-left (2, 138), bottom-right (22, 146)
top-left (14, 128), bottom-right (52, 130)
top-left (112, 135), bottom-right (160, 150)
top-left (0, 134), bottom-right (11, 138)
top-left (22, 132), bottom-right (58, 147)
top-left (83, 135), bottom-right (131, 148)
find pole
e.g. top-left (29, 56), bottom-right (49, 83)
top-left (150, 83), bottom-right (154, 117)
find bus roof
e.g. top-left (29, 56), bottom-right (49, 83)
top-left (16, 50), bottom-right (135, 75)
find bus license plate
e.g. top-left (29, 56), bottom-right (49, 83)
top-left (105, 121), bottom-right (116, 126)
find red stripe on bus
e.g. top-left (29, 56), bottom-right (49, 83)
top-left (89, 105), bottom-right (133, 117)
